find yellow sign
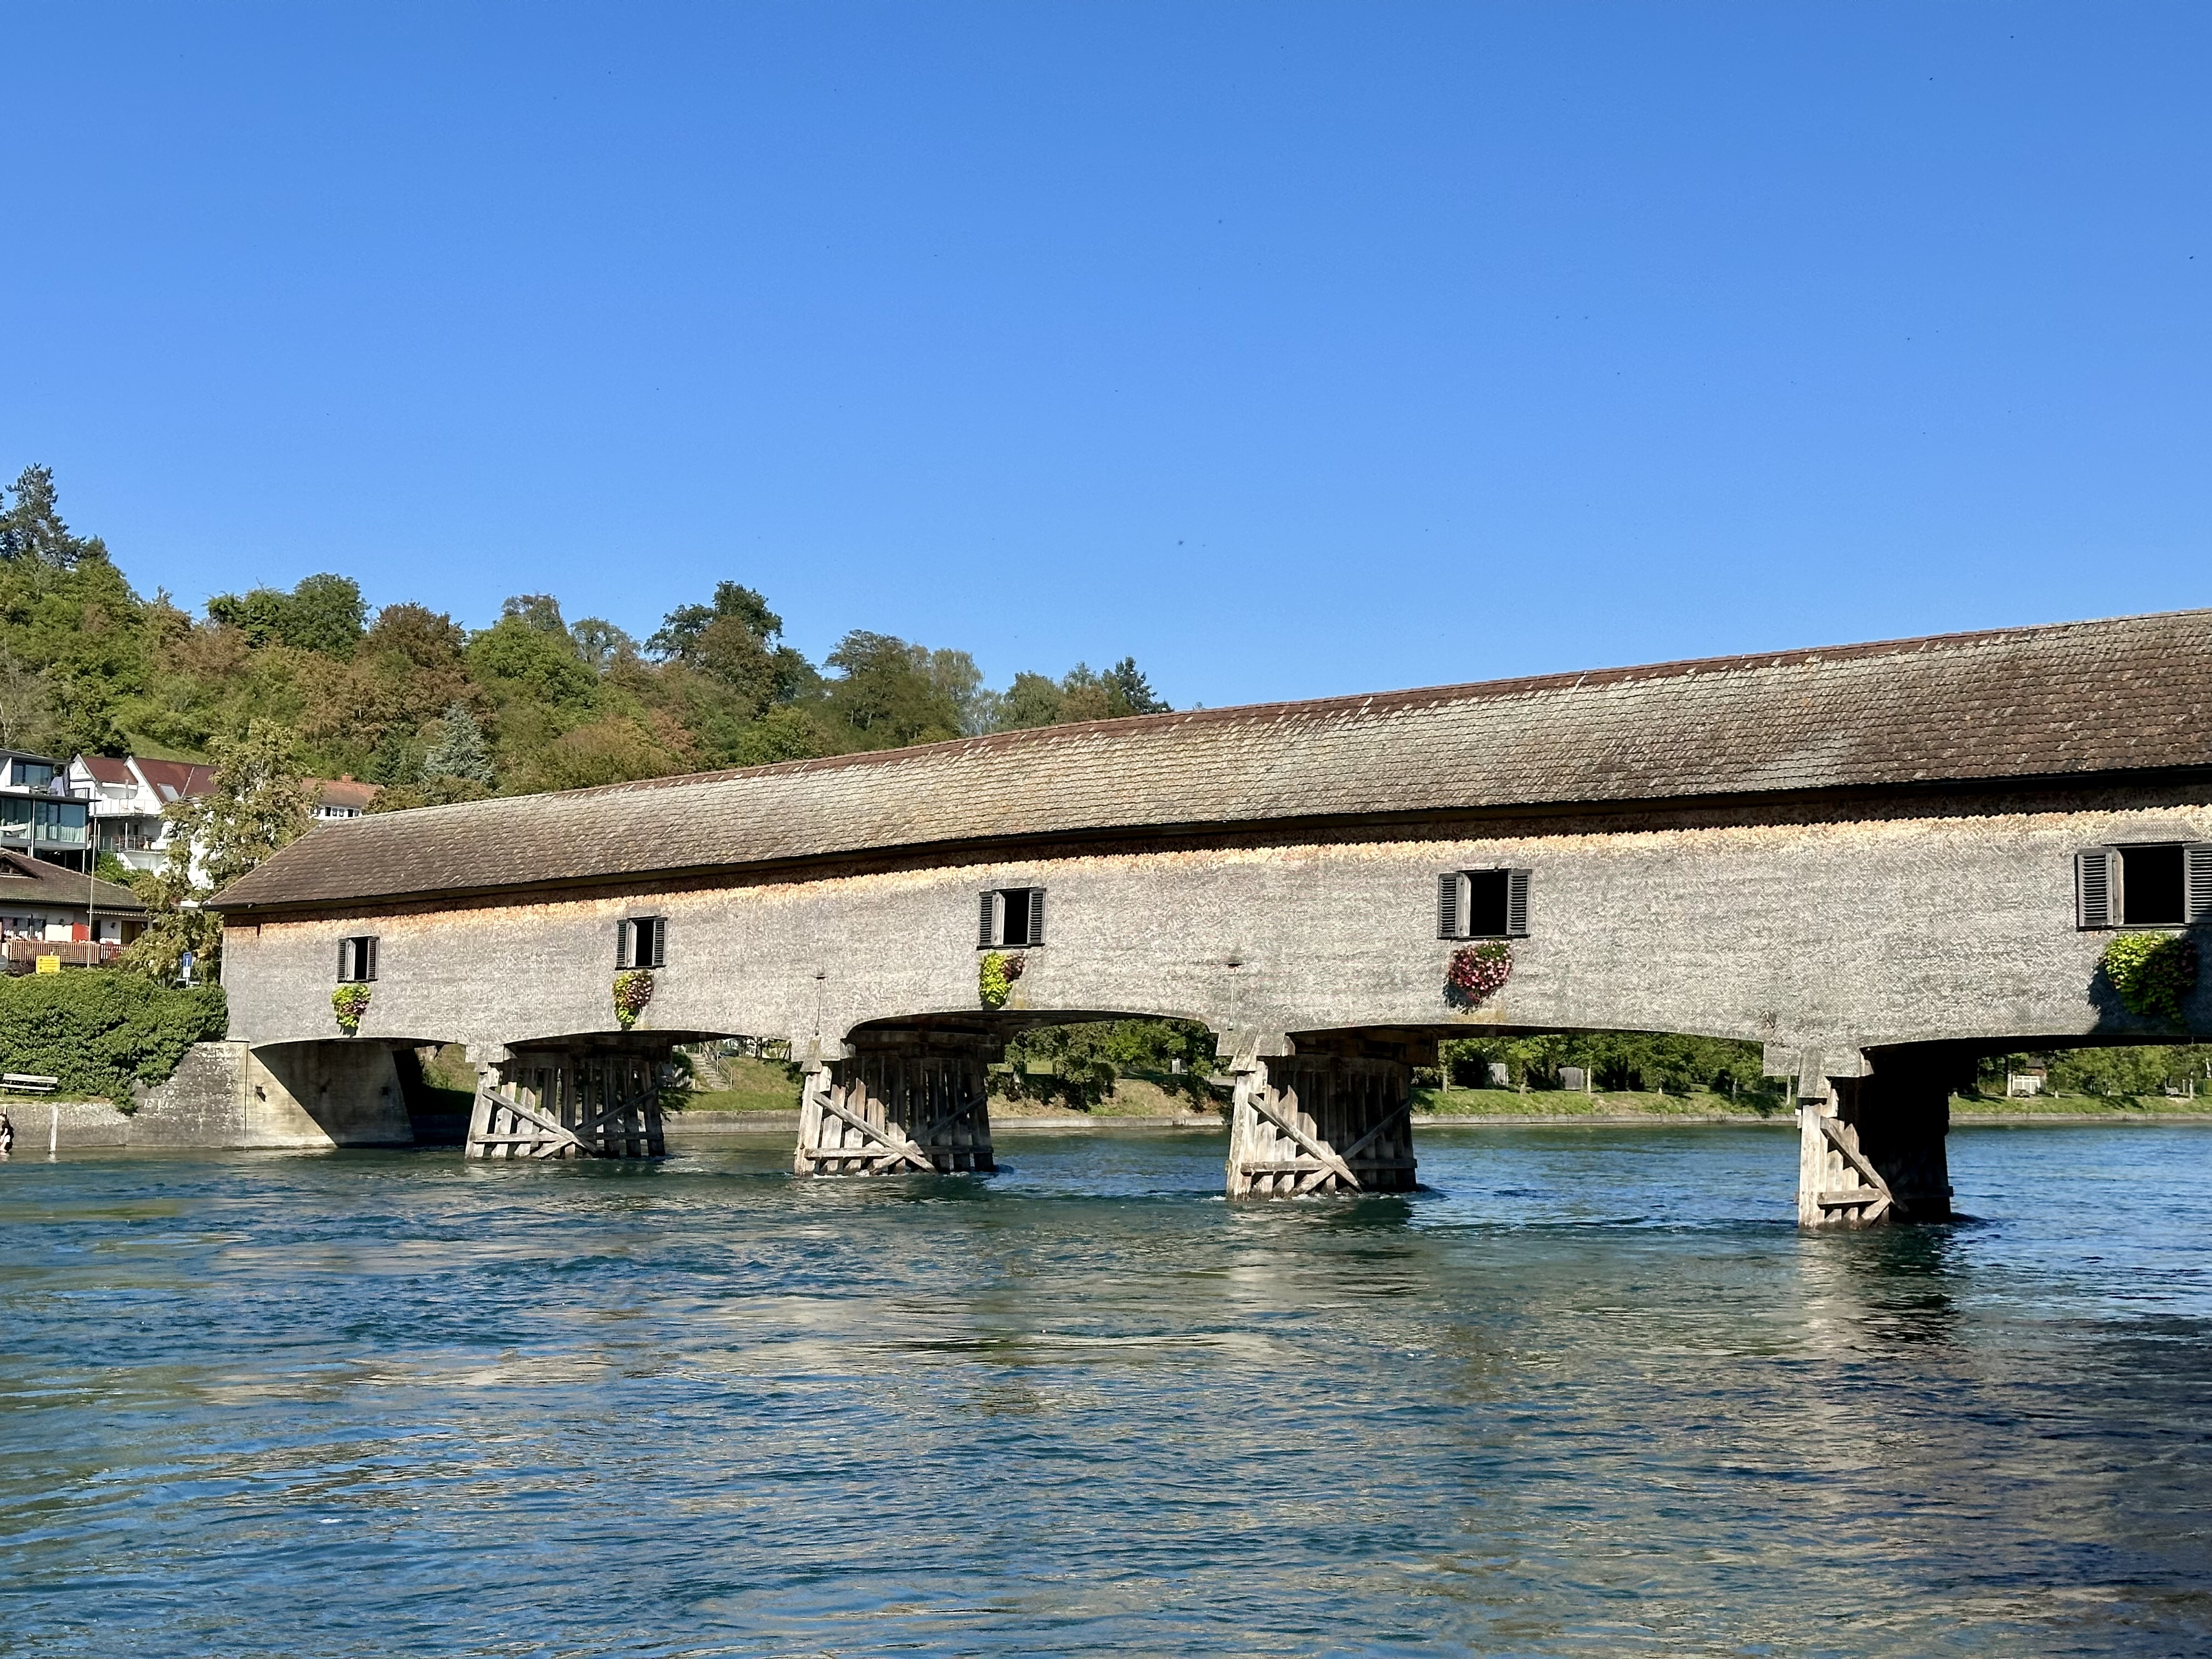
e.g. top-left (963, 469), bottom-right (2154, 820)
top-left (34, 955), bottom-right (60, 974)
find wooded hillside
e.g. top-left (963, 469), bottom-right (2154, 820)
top-left (0, 464), bottom-right (1169, 801)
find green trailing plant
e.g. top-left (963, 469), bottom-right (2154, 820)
top-left (330, 983), bottom-right (373, 1035)
top-left (979, 951), bottom-right (1024, 1009)
top-left (612, 968), bottom-right (656, 1029)
top-left (2102, 933), bottom-right (2198, 1022)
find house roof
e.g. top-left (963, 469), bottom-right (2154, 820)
top-left (212, 608), bottom-right (2212, 914)
top-left (317, 777), bottom-right (380, 811)
top-left (131, 758), bottom-right (218, 803)
top-left (74, 756), bottom-right (377, 814)
top-left (0, 853), bottom-right (145, 913)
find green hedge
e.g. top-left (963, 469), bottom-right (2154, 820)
top-left (0, 974), bottom-right (228, 1103)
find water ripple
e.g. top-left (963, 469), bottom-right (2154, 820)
top-left (3, 1126), bottom-right (2211, 1654)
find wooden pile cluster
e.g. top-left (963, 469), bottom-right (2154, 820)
top-left (465, 1047), bottom-right (667, 1160)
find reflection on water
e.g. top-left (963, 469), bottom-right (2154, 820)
top-left (4, 1125), bottom-right (2212, 1655)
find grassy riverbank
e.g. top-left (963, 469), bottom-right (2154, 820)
top-left (674, 1058), bottom-right (2212, 1123)
top-left (679, 1059), bottom-right (1209, 1118)
top-left (1416, 1085), bottom-right (1782, 1120)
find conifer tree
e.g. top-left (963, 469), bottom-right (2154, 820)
top-left (421, 702), bottom-right (495, 786)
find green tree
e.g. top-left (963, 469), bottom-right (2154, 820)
top-left (648, 582), bottom-right (811, 720)
top-left (1104, 656), bottom-right (1169, 715)
top-left (467, 614), bottom-right (596, 707)
top-left (362, 602), bottom-right (467, 668)
top-left (0, 464), bottom-right (105, 569)
top-left (421, 701), bottom-right (495, 785)
top-left (997, 1018), bottom-right (1220, 1110)
top-left (723, 704), bottom-right (826, 767)
top-left (205, 586), bottom-right (294, 646)
top-left (570, 617), bottom-right (637, 672)
top-left (650, 582), bottom-right (782, 662)
top-left (121, 721), bottom-right (315, 983)
top-left (501, 593), bottom-right (569, 634)
top-left (511, 713), bottom-right (690, 792)
top-left (993, 671), bottom-right (1065, 731)
top-left (0, 643), bottom-right (57, 752)
top-left (989, 657), bottom-right (1172, 732)
top-left (1980, 1045), bottom-right (2212, 1101)
top-left (281, 574), bottom-right (366, 658)
top-left (822, 631), bottom-right (971, 749)
top-left (1438, 1030), bottom-right (1774, 1100)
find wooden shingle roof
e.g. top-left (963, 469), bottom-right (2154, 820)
top-left (213, 609), bottom-right (2212, 912)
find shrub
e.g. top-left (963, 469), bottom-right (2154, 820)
top-left (0, 974), bottom-right (228, 1103)
top-left (993, 1018), bottom-right (1221, 1111)
top-left (2103, 933), bottom-right (2197, 1022)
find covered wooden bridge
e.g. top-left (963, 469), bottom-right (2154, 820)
top-left (212, 608), bottom-right (2212, 1223)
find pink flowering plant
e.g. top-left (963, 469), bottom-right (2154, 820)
top-left (331, 983), bottom-right (373, 1035)
top-left (1444, 941), bottom-right (1514, 1009)
top-left (612, 969), bottom-right (656, 1029)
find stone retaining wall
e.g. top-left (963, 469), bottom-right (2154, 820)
top-left (1, 1098), bottom-right (131, 1150)
top-left (9, 1040), bottom-right (416, 1152)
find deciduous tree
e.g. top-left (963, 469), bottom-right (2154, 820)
top-left (121, 721), bottom-right (315, 983)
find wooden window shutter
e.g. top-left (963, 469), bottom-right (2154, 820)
top-left (646, 918), bottom-right (666, 968)
top-left (2189, 844), bottom-right (2212, 925)
top-left (1026, 888), bottom-right (1046, 947)
top-left (337, 938), bottom-right (353, 981)
top-left (1506, 869), bottom-right (1531, 938)
top-left (2076, 849), bottom-right (2114, 930)
top-left (616, 918), bottom-right (634, 968)
top-left (1437, 873), bottom-right (1464, 939)
top-left (363, 936), bottom-right (377, 981)
top-left (978, 891), bottom-right (998, 949)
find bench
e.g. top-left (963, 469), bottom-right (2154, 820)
top-left (1, 1074), bottom-right (59, 1094)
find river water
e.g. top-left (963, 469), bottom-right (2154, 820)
top-left (4, 1122), bottom-right (2212, 1657)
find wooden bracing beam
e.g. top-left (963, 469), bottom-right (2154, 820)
top-left (1796, 1108), bottom-right (1893, 1224)
top-left (466, 1048), bottom-right (669, 1160)
top-left (793, 1039), bottom-right (997, 1176)
top-left (1228, 1053), bottom-right (1417, 1198)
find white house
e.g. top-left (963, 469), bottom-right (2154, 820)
top-left (68, 755), bottom-right (380, 874)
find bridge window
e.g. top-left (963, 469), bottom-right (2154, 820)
top-left (616, 916), bottom-right (667, 968)
top-left (1437, 869), bottom-right (1530, 939)
top-left (336, 935), bottom-right (377, 982)
top-left (2077, 844), bottom-right (2212, 929)
top-left (979, 887), bottom-right (1046, 949)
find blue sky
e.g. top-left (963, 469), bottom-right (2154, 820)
top-left (4, 3), bottom-right (2205, 708)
